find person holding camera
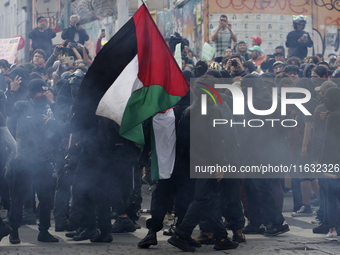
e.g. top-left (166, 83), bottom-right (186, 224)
top-left (224, 54), bottom-right (247, 78)
top-left (286, 15), bottom-right (313, 61)
top-left (211, 15), bottom-right (237, 63)
top-left (28, 17), bottom-right (56, 58)
top-left (61, 15), bottom-right (89, 46)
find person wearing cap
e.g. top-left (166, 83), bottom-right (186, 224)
top-left (251, 36), bottom-right (266, 57)
top-left (318, 87), bottom-right (340, 241)
top-left (311, 81), bottom-right (337, 170)
top-left (28, 16), bottom-right (56, 58)
top-left (248, 46), bottom-right (265, 68)
top-left (6, 78), bottom-right (61, 244)
top-left (286, 15), bottom-right (313, 60)
top-left (211, 15), bottom-right (237, 63)
top-left (273, 61), bottom-right (284, 74)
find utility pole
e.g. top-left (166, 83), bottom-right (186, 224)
top-left (117, 0), bottom-right (129, 30)
top-left (24, 0), bottom-right (32, 63)
top-left (61, 0), bottom-right (71, 29)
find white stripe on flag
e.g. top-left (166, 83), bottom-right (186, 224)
top-left (152, 108), bottom-right (176, 179)
top-left (96, 55), bottom-right (143, 125)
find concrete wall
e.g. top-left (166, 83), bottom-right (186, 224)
top-left (206, 0), bottom-right (340, 59)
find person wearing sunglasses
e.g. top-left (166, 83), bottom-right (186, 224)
top-left (211, 15), bottom-right (237, 63)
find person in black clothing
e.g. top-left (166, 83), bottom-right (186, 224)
top-left (61, 15), bottom-right (89, 46)
top-left (290, 78), bottom-right (320, 216)
top-left (28, 17), bottom-right (56, 58)
top-left (5, 79), bottom-right (61, 244)
top-left (311, 81), bottom-right (337, 232)
top-left (260, 46), bottom-right (285, 73)
top-left (286, 15), bottom-right (313, 60)
top-left (167, 76), bottom-right (239, 252)
top-left (319, 87), bottom-right (340, 239)
top-left (238, 75), bottom-right (289, 236)
top-left (5, 67), bottom-right (30, 117)
top-left (138, 70), bottom-right (196, 249)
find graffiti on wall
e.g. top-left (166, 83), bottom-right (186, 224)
top-left (313, 27), bottom-right (340, 56)
top-left (156, 0), bottom-right (203, 58)
top-left (215, 0), bottom-right (310, 14)
top-left (325, 16), bottom-right (340, 26)
top-left (314, 0), bottom-right (340, 11)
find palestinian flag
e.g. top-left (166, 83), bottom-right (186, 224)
top-left (72, 4), bottom-right (189, 146)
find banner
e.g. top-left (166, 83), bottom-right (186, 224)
top-left (201, 42), bottom-right (216, 62)
top-left (0, 37), bottom-right (21, 64)
top-left (174, 43), bottom-right (182, 70)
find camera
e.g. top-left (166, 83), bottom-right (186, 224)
top-left (70, 42), bottom-right (78, 48)
top-left (231, 59), bottom-right (238, 67)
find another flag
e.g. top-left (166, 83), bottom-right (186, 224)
top-left (72, 4), bottom-right (189, 146)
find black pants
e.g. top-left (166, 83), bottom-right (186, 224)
top-left (110, 159), bottom-right (135, 216)
top-left (326, 179), bottom-right (340, 229)
top-left (200, 178), bottom-right (245, 232)
top-left (126, 164), bottom-right (143, 222)
top-left (0, 165), bottom-right (10, 210)
top-left (175, 179), bottom-right (228, 239)
top-left (69, 152), bottom-right (111, 233)
top-left (317, 178), bottom-right (326, 223)
top-left (146, 175), bottom-right (195, 232)
top-left (291, 178), bottom-right (303, 212)
top-left (245, 179), bottom-right (284, 227)
top-left (6, 159), bottom-right (55, 230)
top-left (53, 162), bottom-right (75, 226)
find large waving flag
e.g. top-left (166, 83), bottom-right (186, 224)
top-left (72, 4), bottom-right (189, 146)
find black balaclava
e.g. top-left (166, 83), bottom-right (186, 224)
top-left (183, 70), bottom-right (196, 83)
top-left (28, 79), bottom-right (48, 108)
top-left (220, 70), bottom-right (231, 78)
top-left (324, 87), bottom-right (340, 112)
top-left (194, 60), bottom-right (208, 78)
top-left (241, 74), bottom-right (264, 92)
top-left (295, 77), bottom-right (317, 99)
top-left (316, 81), bottom-right (336, 103)
top-left (9, 67), bottom-right (29, 94)
top-left (29, 72), bottom-right (43, 81)
top-left (205, 70), bottom-right (222, 78)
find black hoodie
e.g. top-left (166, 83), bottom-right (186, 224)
top-left (320, 88), bottom-right (340, 166)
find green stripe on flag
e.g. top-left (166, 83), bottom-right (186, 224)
top-left (119, 85), bottom-right (182, 146)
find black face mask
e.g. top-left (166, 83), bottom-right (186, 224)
top-left (324, 97), bottom-right (340, 112)
top-left (194, 66), bottom-right (207, 77)
top-left (311, 77), bottom-right (325, 88)
top-left (317, 93), bottom-right (324, 103)
top-left (32, 95), bottom-right (47, 108)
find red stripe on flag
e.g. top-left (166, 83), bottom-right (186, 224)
top-left (133, 4), bottom-right (189, 97)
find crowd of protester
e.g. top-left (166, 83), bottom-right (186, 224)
top-left (0, 11), bottom-right (339, 253)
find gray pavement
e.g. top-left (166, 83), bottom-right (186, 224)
top-left (0, 186), bottom-right (339, 255)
